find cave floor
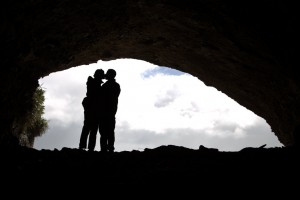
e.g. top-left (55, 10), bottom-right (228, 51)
top-left (1, 145), bottom-right (298, 187)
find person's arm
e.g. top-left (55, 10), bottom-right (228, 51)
top-left (82, 97), bottom-right (87, 109)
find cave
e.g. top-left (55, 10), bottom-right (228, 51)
top-left (1, 0), bottom-right (299, 148)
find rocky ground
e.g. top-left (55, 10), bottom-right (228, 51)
top-left (1, 144), bottom-right (298, 188)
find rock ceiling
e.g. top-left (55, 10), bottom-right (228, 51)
top-left (0, 0), bottom-right (299, 146)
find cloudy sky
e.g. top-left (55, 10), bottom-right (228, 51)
top-left (34, 59), bottom-right (283, 152)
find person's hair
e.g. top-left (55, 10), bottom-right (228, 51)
top-left (94, 69), bottom-right (104, 78)
top-left (87, 76), bottom-right (93, 82)
top-left (106, 69), bottom-right (116, 79)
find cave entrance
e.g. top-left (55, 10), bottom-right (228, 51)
top-left (34, 59), bottom-right (282, 152)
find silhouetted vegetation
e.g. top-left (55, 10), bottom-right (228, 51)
top-left (18, 86), bottom-right (48, 147)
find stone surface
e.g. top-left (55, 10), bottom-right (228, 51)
top-left (0, 0), bottom-right (299, 146)
top-left (1, 145), bottom-right (298, 186)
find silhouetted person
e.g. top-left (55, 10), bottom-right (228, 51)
top-left (100, 69), bottom-right (121, 153)
top-left (79, 69), bottom-right (104, 151)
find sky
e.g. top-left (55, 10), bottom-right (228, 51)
top-left (34, 59), bottom-right (283, 152)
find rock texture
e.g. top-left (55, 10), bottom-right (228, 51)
top-left (0, 0), bottom-right (299, 146)
top-left (1, 145), bottom-right (298, 187)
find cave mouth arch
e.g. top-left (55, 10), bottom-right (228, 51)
top-left (34, 59), bottom-right (282, 152)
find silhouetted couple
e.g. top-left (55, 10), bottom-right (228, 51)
top-left (79, 68), bottom-right (121, 153)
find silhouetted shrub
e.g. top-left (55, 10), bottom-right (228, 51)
top-left (18, 86), bottom-right (48, 147)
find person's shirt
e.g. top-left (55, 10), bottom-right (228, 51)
top-left (86, 76), bottom-right (97, 98)
top-left (84, 76), bottom-right (103, 113)
top-left (102, 79), bottom-right (121, 116)
top-left (82, 96), bottom-right (88, 110)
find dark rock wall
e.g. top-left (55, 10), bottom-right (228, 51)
top-left (1, 0), bottom-right (299, 146)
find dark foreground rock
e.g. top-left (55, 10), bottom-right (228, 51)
top-left (1, 145), bottom-right (298, 187)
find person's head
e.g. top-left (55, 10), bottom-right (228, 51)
top-left (86, 76), bottom-right (93, 85)
top-left (94, 69), bottom-right (105, 80)
top-left (105, 69), bottom-right (117, 80)
top-left (87, 76), bottom-right (93, 81)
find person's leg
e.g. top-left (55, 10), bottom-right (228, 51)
top-left (79, 120), bottom-right (90, 149)
top-left (87, 122), bottom-right (98, 151)
top-left (107, 117), bottom-right (116, 153)
top-left (100, 133), bottom-right (108, 152)
top-left (100, 118), bottom-right (108, 152)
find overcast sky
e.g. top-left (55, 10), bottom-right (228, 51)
top-left (34, 59), bottom-right (283, 152)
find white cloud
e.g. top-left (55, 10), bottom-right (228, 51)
top-left (34, 59), bottom-right (283, 151)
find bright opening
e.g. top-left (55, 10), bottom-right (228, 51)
top-left (34, 59), bottom-right (283, 152)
